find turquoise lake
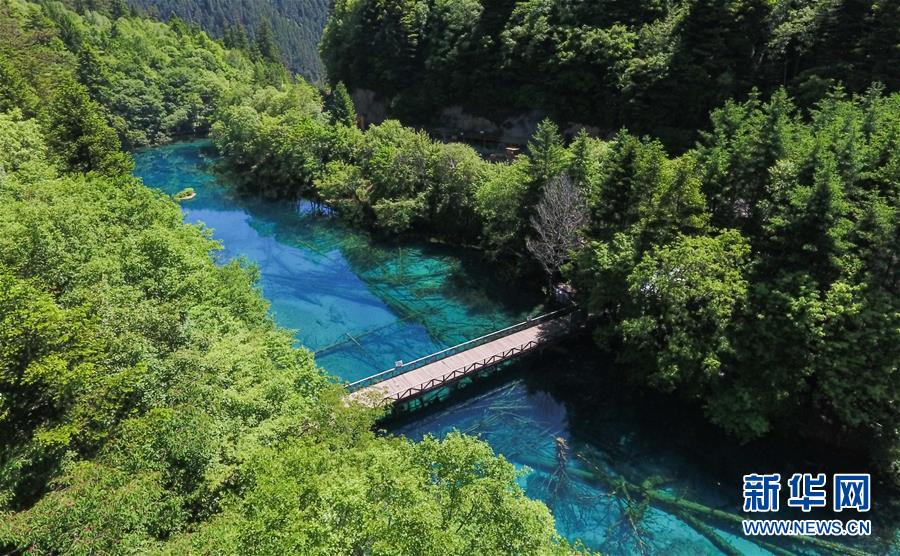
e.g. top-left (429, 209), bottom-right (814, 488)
top-left (134, 140), bottom-right (890, 555)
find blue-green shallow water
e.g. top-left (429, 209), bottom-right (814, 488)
top-left (398, 382), bottom-right (767, 554)
top-left (134, 140), bottom-right (893, 555)
top-left (391, 352), bottom-right (894, 555)
top-left (134, 140), bottom-right (541, 383)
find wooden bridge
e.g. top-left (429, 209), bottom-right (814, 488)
top-left (345, 308), bottom-right (576, 407)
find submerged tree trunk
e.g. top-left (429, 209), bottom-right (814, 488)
top-left (515, 451), bottom-right (869, 556)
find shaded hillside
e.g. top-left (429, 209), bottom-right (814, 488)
top-left (129, 0), bottom-right (328, 80)
top-left (322, 0), bottom-right (900, 148)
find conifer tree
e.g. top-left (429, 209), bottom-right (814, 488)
top-left (326, 82), bottom-right (356, 127)
top-left (0, 56), bottom-right (39, 116)
top-left (42, 80), bottom-right (132, 175)
top-left (255, 20), bottom-right (280, 64)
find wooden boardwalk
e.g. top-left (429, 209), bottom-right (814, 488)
top-left (345, 309), bottom-right (573, 407)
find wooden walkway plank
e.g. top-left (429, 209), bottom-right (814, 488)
top-left (346, 311), bottom-right (573, 407)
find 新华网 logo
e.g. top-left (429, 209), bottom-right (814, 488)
top-left (740, 473), bottom-right (871, 537)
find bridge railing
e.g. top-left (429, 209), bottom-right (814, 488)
top-left (385, 337), bottom-right (545, 403)
top-left (345, 307), bottom-right (573, 393)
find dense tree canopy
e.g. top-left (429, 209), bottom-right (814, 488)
top-left (0, 1), bottom-right (581, 553)
top-left (321, 0), bottom-right (900, 147)
top-left (58, 0), bottom-right (329, 80)
top-left (568, 88), bottom-right (899, 449)
top-left (210, 75), bottom-right (900, 482)
top-left (0, 0), bottom-right (287, 148)
top-left (42, 78), bottom-right (133, 175)
top-left (1, 0), bottom-right (898, 549)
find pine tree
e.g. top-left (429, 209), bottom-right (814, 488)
top-left (528, 119), bottom-right (568, 189)
top-left (326, 82), bottom-right (356, 127)
top-left (255, 20), bottom-right (280, 64)
top-left (110, 0), bottom-right (128, 19)
top-left (568, 129), bottom-right (597, 190)
top-left (76, 45), bottom-right (109, 99)
top-left (224, 24), bottom-right (250, 51)
top-left (42, 79), bottom-right (132, 175)
top-left (0, 55), bottom-right (39, 116)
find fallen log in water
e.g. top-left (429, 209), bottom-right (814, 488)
top-left (677, 511), bottom-right (743, 556)
top-left (513, 452), bottom-right (869, 556)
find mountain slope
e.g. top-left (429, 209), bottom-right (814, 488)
top-left (129, 0), bottom-right (329, 80)
top-left (321, 0), bottom-right (900, 147)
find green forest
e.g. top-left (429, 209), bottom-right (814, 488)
top-left (126, 0), bottom-right (329, 80)
top-left (0, 1), bottom-right (580, 552)
top-left (321, 0), bottom-right (899, 147)
top-left (209, 78), bottom-right (900, 468)
top-left (57, 0), bottom-right (329, 79)
top-left (1, 0), bottom-right (898, 552)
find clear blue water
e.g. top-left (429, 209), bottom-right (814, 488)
top-left (134, 140), bottom-right (890, 555)
top-left (134, 140), bottom-right (541, 383)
